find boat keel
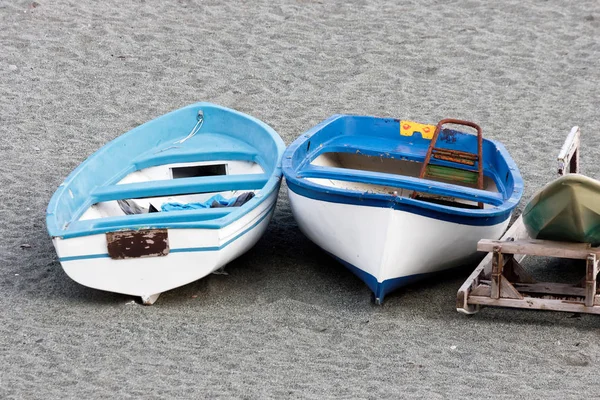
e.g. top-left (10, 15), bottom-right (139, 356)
top-left (141, 293), bottom-right (161, 305)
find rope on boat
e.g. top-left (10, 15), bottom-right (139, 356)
top-left (174, 110), bottom-right (204, 144)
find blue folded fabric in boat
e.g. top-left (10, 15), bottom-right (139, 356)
top-left (161, 192), bottom-right (255, 212)
top-left (161, 194), bottom-right (234, 212)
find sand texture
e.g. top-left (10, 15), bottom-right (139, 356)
top-left (1, 0), bottom-right (600, 398)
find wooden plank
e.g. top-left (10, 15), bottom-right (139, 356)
top-left (491, 247), bottom-right (503, 299)
top-left (557, 126), bottom-right (580, 176)
top-left (499, 276), bottom-right (523, 299)
top-left (477, 239), bottom-right (600, 259)
top-left (557, 126), bottom-right (580, 162)
top-left (509, 282), bottom-right (587, 297)
top-left (468, 295), bottom-right (600, 315)
top-left (432, 148), bottom-right (479, 160)
top-left (470, 284), bottom-right (491, 297)
top-left (456, 215), bottom-right (530, 314)
top-left (482, 216), bottom-right (530, 276)
top-left (570, 148), bottom-right (580, 175)
top-left (503, 257), bottom-right (536, 283)
top-left (585, 254), bottom-right (598, 307)
top-left (456, 268), bottom-right (483, 314)
top-left (480, 280), bottom-right (595, 297)
top-left (474, 278), bottom-right (523, 299)
top-left (432, 153), bottom-right (476, 166)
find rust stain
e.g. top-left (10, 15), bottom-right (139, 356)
top-left (432, 148), bottom-right (477, 166)
top-left (106, 229), bottom-right (169, 260)
top-left (439, 129), bottom-right (457, 144)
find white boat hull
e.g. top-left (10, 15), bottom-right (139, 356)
top-left (288, 189), bottom-right (510, 302)
top-left (53, 190), bottom-right (278, 304)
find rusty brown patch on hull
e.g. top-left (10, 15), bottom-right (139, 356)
top-left (106, 229), bottom-right (169, 260)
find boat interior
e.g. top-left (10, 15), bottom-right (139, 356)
top-left (47, 104), bottom-right (284, 238)
top-left (79, 159), bottom-right (266, 221)
top-left (309, 152), bottom-right (500, 209)
top-left (291, 116), bottom-right (519, 210)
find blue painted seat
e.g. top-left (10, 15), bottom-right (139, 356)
top-left (91, 173), bottom-right (269, 203)
top-left (299, 165), bottom-right (504, 206)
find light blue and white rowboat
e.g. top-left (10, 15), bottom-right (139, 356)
top-left (47, 103), bottom-right (285, 304)
top-left (283, 116), bottom-right (523, 303)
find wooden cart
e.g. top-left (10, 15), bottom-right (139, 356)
top-left (456, 126), bottom-right (600, 315)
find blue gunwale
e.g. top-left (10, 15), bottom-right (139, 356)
top-left (47, 103), bottom-right (285, 239)
top-left (59, 202), bottom-right (277, 262)
top-left (282, 114), bottom-right (523, 227)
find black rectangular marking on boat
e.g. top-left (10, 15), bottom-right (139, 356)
top-left (106, 229), bottom-right (169, 260)
top-left (171, 164), bottom-right (227, 179)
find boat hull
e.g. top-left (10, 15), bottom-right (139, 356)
top-left (523, 174), bottom-right (600, 245)
top-left (54, 189), bottom-right (278, 302)
top-left (47, 103), bottom-right (286, 303)
top-left (288, 189), bottom-right (510, 302)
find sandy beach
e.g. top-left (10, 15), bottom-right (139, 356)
top-left (1, 0), bottom-right (600, 398)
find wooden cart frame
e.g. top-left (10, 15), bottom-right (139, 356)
top-left (456, 126), bottom-right (600, 315)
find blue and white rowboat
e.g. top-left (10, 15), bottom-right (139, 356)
top-left (283, 115), bottom-right (523, 303)
top-left (47, 103), bottom-right (285, 304)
